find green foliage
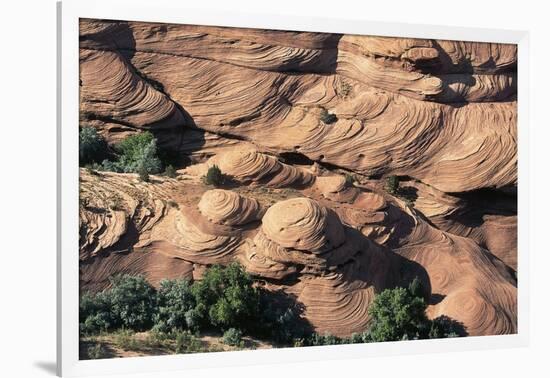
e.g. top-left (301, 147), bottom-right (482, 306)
top-left (319, 108), bottom-right (338, 124)
top-left (164, 165), bottom-right (177, 178)
top-left (428, 316), bottom-right (463, 339)
top-left (191, 263), bottom-right (260, 331)
top-left (344, 173), bottom-right (356, 187)
top-left (385, 175), bottom-right (400, 195)
top-left (113, 329), bottom-right (140, 350)
top-left (144, 330), bottom-right (172, 349)
top-left (349, 332), bottom-right (364, 344)
top-left (108, 275), bottom-right (157, 331)
top-left (79, 291), bottom-right (116, 334)
top-left (203, 165), bottom-right (224, 186)
top-left (222, 328), bottom-right (243, 346)
top-left (337, 80), bottom-right (352, 98)
top-left (407, 277), bottom-right (423, 298)
top-left (79, 127), bottom-right (108, 166)
top-left (138, 165), bottom-right (150, 182)
top-left (102, 132), bottom-right (162, 174)
top-left (367, 286), bottom-right (429, 342)
top-left (258, 294), bottom-right (309, 343)
top-left (307, 332), bottom-right (342, 346)
top-left (153, 279), bottom-right (196, 333)
top-left (86, 343), bottom-right (108, 359)
top-left (175, 330), bottom-right (203, 354)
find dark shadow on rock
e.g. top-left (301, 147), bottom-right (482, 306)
top-left (398, 185), bottom-right (418, 206)
top-left (429, 293), bottom-right (446, 305)
top-left (384, 204), bottom-right (416, 249)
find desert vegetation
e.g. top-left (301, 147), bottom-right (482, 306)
top-left (80, 264), bottom-right (462, 359)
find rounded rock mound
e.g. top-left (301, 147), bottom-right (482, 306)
top-left (261, 197), bottom-right (345, 253)
top-left (216, 149), bottom-right (315, 187)
top-left (198, 189), bottom-right (262, 226)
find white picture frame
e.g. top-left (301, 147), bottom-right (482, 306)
top-left (57, 1), bottom-right (530, 376)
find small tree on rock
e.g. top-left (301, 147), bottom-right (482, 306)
top-left (204, 165), bottom-right (224, 186)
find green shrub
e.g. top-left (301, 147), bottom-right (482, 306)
top-left (367, 286), bottom-right (429, 342)
top-left (259, 301), bottom-right (307, 343)
top-left (222, 328), bottom-right (243, 346)
top-left (307, 332), bottom-right (342, 346)
top-left (114, 329), bottom-right (140, 350)
top-left (319, 108), bottom-right (338, 124)
top-left (191, 263), bottom-right (260, 331)
top-left (428, 316), bottom-right (463, 339)
top-left (102, 132), bottom-right (162, 174)
top-left (344, 173), bottom-right (356, 187)
top-left (153, 279), bottom-right (196, 333)
top-left (385, 175), bottom-right (399, 195)
top-left (87, 343), bottom-right (108, 359)
top-left (407, 277), bottom-right (423, 298)
top-left (349, 332), bottom-right (363, 344)
top-left (108, 275), bottom-right (157, 331)
top-left (337, 80), bottom-right (352, 98)
top-left (79, 127), bottom-right (108, 166)
top-left (203, 165), bottom-right (224, 186)
top-left (144, 330), bottom-right (172, 349)
top-left (79, 292), bottom-right (116, 334)
top-left (175, 330), bottom-right (203, 354)
top-left (164, 165), bottom-right (177, 178)
top-left (138, 165), bottom-right (150, 182)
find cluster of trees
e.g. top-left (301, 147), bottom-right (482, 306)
top-left (80, 263), bottom-right (303, 345)
top-left (79, 127), bottom-right (176, 181)
top-left (81, 263), bottom-right (463, 348)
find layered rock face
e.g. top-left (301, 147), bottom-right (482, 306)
top-left (79, 19), bottom-right (517, 338)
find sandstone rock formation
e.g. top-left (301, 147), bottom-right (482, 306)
top-left (78, 19), bottom-right (517, 339)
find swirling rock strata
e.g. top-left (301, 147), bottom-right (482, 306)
top-left (79, 19), bottom-right (517, 194)
top-left (78, 20), bottom-right (518, 339)
top-left (186, 149), bottom-right (315, 188)
top-left (198, 189), bottom-right (263, 226)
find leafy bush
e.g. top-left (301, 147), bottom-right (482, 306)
top-left (114, 329), bottom-right (140, 350)
top-left (407, 276), bottom-right (423, 299)
top-left (80, 291), bottom-right (116, 334)
top-left (191, 263), bottom-right (260, 331)
top-left (80, 127), bottom-right (108, 166)
top-left (385, 175), bottom-right (399, 195)
top-left (203, 165), bottom-right (224, 186)
top-left (344, 173), bottom-right (356, 187)
top-left (86, 343), bottom-right (108, 359)
top-left (307, 333), bottom-right (342, 346)
top-left (108, 275), bottom-right (157, 331)
top-left (258, 296), bottom-right (309, 343)
top-left (367, 286), bottom-right (429, 342)
top-left (319, 108), bottom-right (338, 124)
top-left (144, 330), bottom-right (172, 349)
top-left (164, 165), bottom-right (177, 178)
top-left (222, 328), bottom-right (243, 346)
top-left (175, 330), bottom-right (203, 354)
top-left (102, 132), bottom-right (162, 174)
top-left (337, 80), bottom-right (352, 97)
top-left (428, 316), bottom-right (463, 339)
top-left (138, 165), bottom-right (150, 182)
top-left (349, 332), bottom-right (364, 344)
top-left (153, 279), bottom-right (196, 333)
